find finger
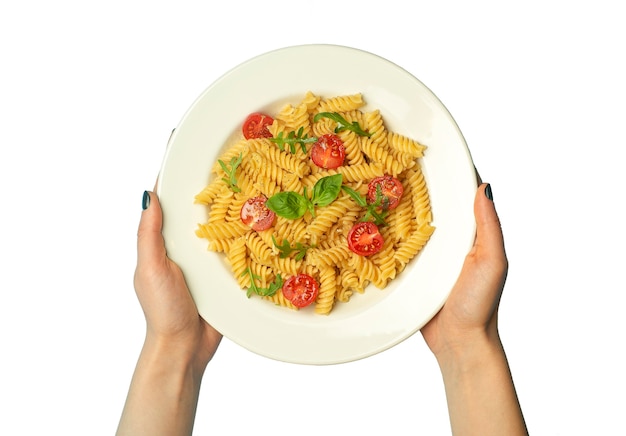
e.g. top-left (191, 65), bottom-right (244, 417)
top-left (137, 191), bottom-right (167, 267)
top-left (474, 183), bottom-right (507, 270)
top-left (475, 183), bottom-right (504, 247)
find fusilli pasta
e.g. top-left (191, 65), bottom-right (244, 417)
top-left (195, 92), bottom-right (434, 315)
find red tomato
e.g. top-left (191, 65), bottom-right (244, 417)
top-left (367, 175), bottom-right (404, 210)
top-left (310, 134), bottom-right (345, 169)
top-left (240, 196), bottom-right (276, 231)
top-left (242, 112), bottom-right (274, 139)
top-left (282, 273), bottom-right (319, 308)
top-left (347, 222), bottom-right (384, 256)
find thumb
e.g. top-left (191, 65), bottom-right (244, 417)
top-left (137, 190), bottom-right (167, 267)
top-left (475, 184), bottom-right (505, 252)
top-left (473, 183), bottom-right (508, 275)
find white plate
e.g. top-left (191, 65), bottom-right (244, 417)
top-left (157, 44), bottom-right (476, 365)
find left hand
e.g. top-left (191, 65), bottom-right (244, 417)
top-left (134, 190), bottom-right (222, 368)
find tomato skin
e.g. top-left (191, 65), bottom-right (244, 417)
top-left (240, 196), bottom-right (276, 231)
top-left (282, 273), bottom-right (319, 308)
top-left (310, 134), bottom-right (345, 169)
top-left (367, 175), bottom-right (404, 211)
top-left (347, 222), bottom-right (384, 256)
top-left (242, 112), bottom-right (274, 139)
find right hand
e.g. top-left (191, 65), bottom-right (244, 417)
top-left (421, 183), bottom-right (508, 360)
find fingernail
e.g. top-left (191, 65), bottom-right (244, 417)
top-left (484, 183), bottom-right (493, 201)
top-left (142, 191), bottom-right (151, 210)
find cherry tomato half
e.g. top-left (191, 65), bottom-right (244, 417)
top-left (310, 134), bottom-right (345, 169)
top-left (367, 175), bottom-right (404, 210)
top-left (242, 112), bottom-right (274, 139)
top-left (347, 222), bottom-right (384, 256)
top-left (282, 273), bottom-right (319, 308)
top-left (240, 196), bottom-right (276, 231)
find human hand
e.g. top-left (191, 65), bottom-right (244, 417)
top-left (117, 190), bottom-right (222, 435)
top-left (134, 190), bottom-right (222, 369)
top-left (420, 183), bottom-right (527, 435)
top-left (421, 183), bottom-right (507, 361)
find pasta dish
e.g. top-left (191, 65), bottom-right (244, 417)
top-left (194, 92), bottom-right (434, 315)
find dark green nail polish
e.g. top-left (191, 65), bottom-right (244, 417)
top-left (484, 184), bottom-right (493, 201)
top-left (142, 191), bottom-right (151, 210)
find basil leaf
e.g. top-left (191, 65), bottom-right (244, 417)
top-left (311, 174), bottom-right (343, 207)
top-left (266, 191), bottom-right (308, 219)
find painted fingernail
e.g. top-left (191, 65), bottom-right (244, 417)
top-left (484, 183), bottom-right (493, 201)
top-left (142, 191), bottom-right (151, 210)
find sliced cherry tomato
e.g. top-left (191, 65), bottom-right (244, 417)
top-left (367, 175), bottom-right (404, 210)
top-left (282, 273), bottom-right (319, 308)
top-left (347, 222), bottom-right (384, 256)
top-left (240, 195), bottom-right (276, 231)
top-left (310, 134), bottom-right (345, 169)
top-left (242, 112), bottom-right (274, 139)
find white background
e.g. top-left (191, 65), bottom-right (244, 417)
top-left (1, 1), bottom-right (624, 435)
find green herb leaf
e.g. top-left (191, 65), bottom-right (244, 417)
top-left (341, 185), bottom-right (388, 226)
top-left (362, 207), bottom-right (388, 227)
top-left (264, 274), bottom-right (283, 296)
top-left (272, 236), bottom-right (312, 260)
top-left (293, 246), bottom-right (309, 261)
top-left (341, 185), bottom-right (367, 207)
top-left (270, 128), bottom-right (317, 154)
top-left (272, 237), bottom-right (293, 258)
top-left (218, 153), bottom-right (243, 193)
top-left (313, 112), bottom-right (372, 137)
top-left (242, 268), bottom-right (282, 297)
top-left (266, 191), bottom-right (309, 220)
top-left (311, 174), bottom-right (343, 207)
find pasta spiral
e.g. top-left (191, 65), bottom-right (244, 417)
top-left (195, 92), bottom-right (435, 315)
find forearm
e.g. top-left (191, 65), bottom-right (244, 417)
top-left (117, 337), bottom-right (207, 436)
top-left (436, 335), bottom-right (528, 436)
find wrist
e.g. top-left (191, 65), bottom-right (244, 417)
top-left (143, 332), bottom-right (210, 378)
top-left (433, 328), bottom-right (504, 374)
